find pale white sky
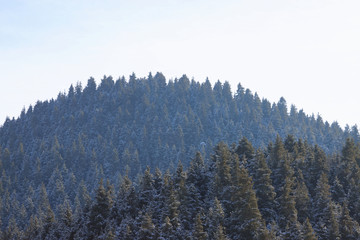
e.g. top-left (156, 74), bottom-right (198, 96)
top-left (1, 0), bottom-right (360, 128)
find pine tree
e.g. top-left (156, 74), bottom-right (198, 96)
top-left (138, 212), bottom-right (158, 240)
top-left (277, 177), bottom-right (302, 240)
top-left (4, 216), bottom-right (23, 240)
top-left (270, 135), bottom-right (286, 169)
top-left (193, 213), bottom-right (208, 240)
top-left (187, 152), bottom-right (208, 202)
top-left (294, 170), bottom-right (311, 223)
top-left (284, 135), bottom-right (298, 155)
top-left (123, 224), bottom-right (135, 240)
top-left (253, 150), bottom-right (276, 223)
top-left (160, 216), bottom-right (175, 240)
top-left (302, 218), bottom-right (317, 240)
top-left (235, 137), bottom-right (255, 161)
top-left (313, 172), bottom-right (340, 240)
top-left (23, 215), bottom-right (40, 240)
top-left (214, 224), bottom-right (229, 240)
top-left (270, 135), bottom-right (294, 195)
top-left (113, 174), bottom-right (138, 223)
top-left (228, 157), bottom-right (268, 240)
top-left (167, 187), bottom-right (180, 229)
top-left (212, 142), bottom-right (232, 211)
top-left (36, 183), bottom-right (56, 240)
top-left (307, 145), bottom-right (329, 196)
top-left (139, 166), bottom-right (154, 210)
top-left (88, 179), bottom-right (112, 237)
top-left (55, 198), bottom-right (74, 239)
top-left (339, 202), bottom-right (360, 240)
top-left (174, 160), bottom-right (187, 204)
top-left (330, 176), bottom-right (345, 203)
top-left (41, 203), bottom-right (56, 240)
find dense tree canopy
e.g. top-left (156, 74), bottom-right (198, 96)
top-left (0, 73), bottom-right (359, 239)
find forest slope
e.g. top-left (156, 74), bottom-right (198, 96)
top-left (0, 73), bottom-right (359, 238)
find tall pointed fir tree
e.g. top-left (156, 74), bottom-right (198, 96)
top-left (277, 177), bottom-right (302, 240)
top-left (302, 218), bottom-right (318, 240)
top-left (339, 202), bottom-right (360, 240)
top-left (193, 213), bottom-right (208, 240)
top-left (88, 179), bottom-right (113, 238)
top-left (137, 211), bottom-right (158, 240)
top-left (312, 172), bottom-right (340, 240)
top-left (252, 150), bottom-right (276, 224)
top-left (294, 170), bottom-right (311, 223)
top-left (228, 157), bottom-right (269, 240)
top-left (212, 142), bottom-right (232, 211)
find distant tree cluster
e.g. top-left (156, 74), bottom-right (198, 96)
top-left (0, 73), bottom-right (359, 238)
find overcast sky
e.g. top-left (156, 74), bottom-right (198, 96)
top-left (1, 0), bottom-right (360, 128)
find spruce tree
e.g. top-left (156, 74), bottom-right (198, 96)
top-left (277, 177), bottom-right (302, 240)
top-left (214, 224), bottom-right (229, 240)
top-left (253, 150), bottom-right (276, 223)
top-left (313, 172), bottom-right (340, 240)
top-left (138, 212), bottom-right (158, 240)
top-left (187, 152), bottom-right (208, 202)
top-left (212, 142), bottom-right (232, 210)
top-left (294, 170), bottom-right (311, 223)
top-left (193, 213), bottom-right (208, 240)
top-left (235, 137), bottom-right (255, 161)
top-left (228, 157), bottom-right (268, 240)
top-left (88, 179), bottom-right (112, 237)
top-left (302, 218), bottom-right (317, 240)
top-left (160, 216), bottom-right (176, 240)
top-left (339, 202), bottom-right (360, 240)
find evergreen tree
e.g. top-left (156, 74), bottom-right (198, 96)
top-left (187, 152), bottom-right (208, 202)
top-left (228, 157), bottom-right (268, 240)
top-left (160, 216), bottom-right (175, 240)
top-left (313, 172), bottom-right (340, 240)
top-left (55, 199), bottom-right (74, 239)
top-left (277, 177), bottom-right (302, 240)
top-left (339, 202), bottom-right (360, 240)
top-left (138, 212), bottom-right (158, 240)
top-left (302, 218), bottom-right (318, 240)
top-left (253, 150), bottom-right (276, 223)
top-left (270, 135), bottom-right (294, 195)
top-left (214, 224), bottom-right (229, 240)
top-left (235, 137), bottom-right (255, 160)
top-left (88, 179), bottom-right (112, 237)
top-left (212, 142), bottom-right (232, 209)
top-left (138, 166), bottom-right (154, 210)
top-left (193, 213), bottom-right (208, 240)
top-left (294, 170), bottom-right (311, 223)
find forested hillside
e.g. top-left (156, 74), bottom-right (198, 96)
top-left (3, 136), bottom-right (360, 239)
top-left (0, 73), bottom-right (359, 239)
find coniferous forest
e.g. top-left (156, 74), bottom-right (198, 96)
top-left (1, 73), bottom-right (360, 239)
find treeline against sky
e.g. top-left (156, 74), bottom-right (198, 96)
top-left (0, 73), bottom-right (359, 239)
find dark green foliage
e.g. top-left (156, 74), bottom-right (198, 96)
top-left (214, 224), bottom-right (229, 240)
top-left (294, 170), bottom-right (311, 223)
top-left (252, 150), bottom-right (276, 223)
top-left (235, 137), bottom-right (255, 160)
top-left (138, 212), bottom-right (158, 240)
top-left (339, 202), bottom-right (360, 240)
top-left (227, 157), bottom-right (268, 240)
top-left (193, 213), bottom-right (208, 240)
top-left (0, 137), bottom-right (358, 239)
top-left (0, 74), bottom-right (359, 239)
top-left (312, 173), bottom-right (340, 240)
top-left (88, 179), bottom-right (113, 237)
top-left (302, 218), bottom-right (317, 240)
